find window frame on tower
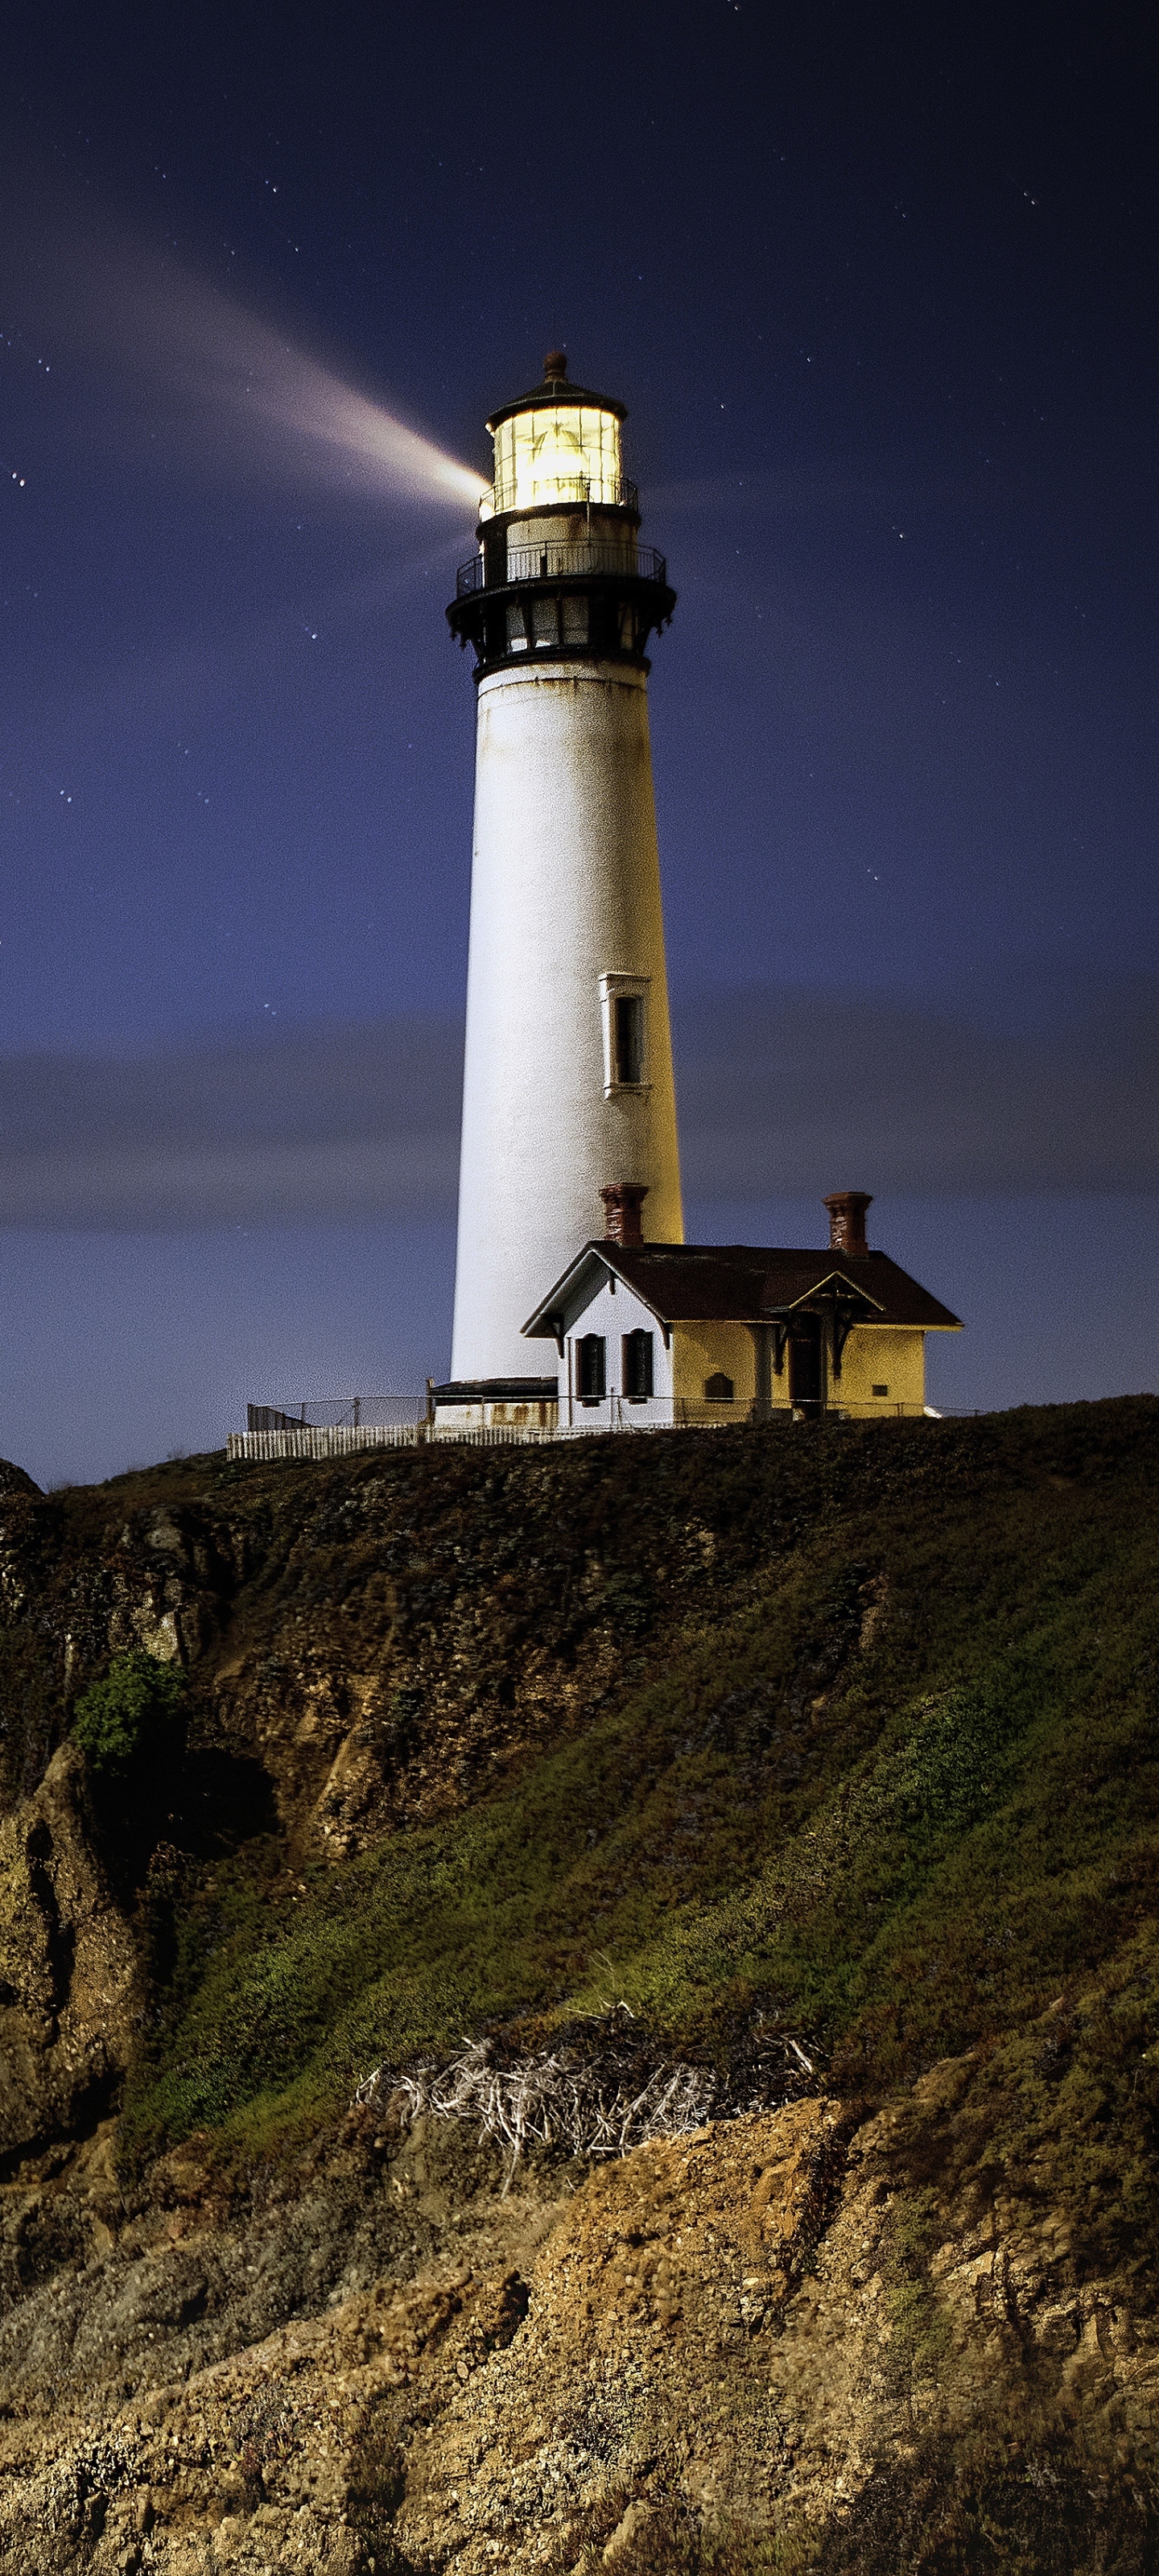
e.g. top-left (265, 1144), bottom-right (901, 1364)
top-left (491, 402), bottom-right (624, 515)
top-left (561, 592), bottom-right (589, 647)
top-left (599, 973), bottom-right (651, 1098)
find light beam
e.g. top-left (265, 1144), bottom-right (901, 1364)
top-left (0, 172), bottom-right (485, 513)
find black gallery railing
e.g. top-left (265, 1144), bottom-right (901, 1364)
top-left (456, 541), bottom-right (667, 599)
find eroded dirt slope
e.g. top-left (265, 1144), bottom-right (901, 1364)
top-left (0, 2055), bottom-right (1153, 2573)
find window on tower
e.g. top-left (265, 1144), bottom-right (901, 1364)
top-left (613, 994), bottom-right (644, 1087)
top-left (505, 603), bottom-right (528, 651)
top-left (562, 594), bottom-right (588, 646)
top-left (491, 403), bottom-right (624, 514)
top-left (599, 975), bottom-right (650, 1096)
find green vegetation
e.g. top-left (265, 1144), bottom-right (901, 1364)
top-left (113, 1399), bottom-right (1159, 2283)
top-left (72, 1649), bottom-right (188, 1777)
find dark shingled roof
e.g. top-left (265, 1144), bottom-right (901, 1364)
top-left (524, 1244), bottom-right (961, 1336)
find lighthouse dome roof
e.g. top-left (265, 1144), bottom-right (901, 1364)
top-left (486, 352), bottom-right (627, 432)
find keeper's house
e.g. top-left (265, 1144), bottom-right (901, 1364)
top-left (517, 1186), bottom-right (960, 1429)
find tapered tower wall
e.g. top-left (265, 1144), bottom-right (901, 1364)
top-left (445, 357), bottom-right (683, 1389)
top-left (450, 657), bottom-right (683, 1380)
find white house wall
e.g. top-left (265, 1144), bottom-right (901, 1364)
top-left (558, 1273), bottom-right (674, 1429)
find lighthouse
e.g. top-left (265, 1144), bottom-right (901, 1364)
top-left (443, 353), bottom-right (683, 1414)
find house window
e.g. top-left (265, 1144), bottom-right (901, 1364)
top-left (599, 974), bottom-right (650, 1096)
top-left (872, 1383), bottom-right (889, 1397)
top-left (705, 1372), bottom-right (734, 1402)
top-left (577, 1335), bottom-right (606, 1402)
top-left (613, 994), bottom-right (644, 1086)
top-left (622, 1330), bottom-right (654, 1401)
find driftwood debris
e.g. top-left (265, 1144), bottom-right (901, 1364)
top-left (353, 2011), bottom-right (816, 2178)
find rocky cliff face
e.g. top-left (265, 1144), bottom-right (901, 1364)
top-left (0, 2063), bottom-right (1153, 2574)
top-left (0, 1743), bottom-right (138, 2162)
top-left (0, 1408), bottom-right (1155, 2571)
top-left (0, 1439), bottom-right (793, 1868)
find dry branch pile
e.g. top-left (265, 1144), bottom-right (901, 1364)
top-left (354, 2010), bottom-right (817, 2174)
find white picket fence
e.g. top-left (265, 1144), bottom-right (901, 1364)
top-left (226, 1401), bottom-right (942, 1464)
top-left (225, 1415), bottom-right (731, 1463)
top-left (225, 1421), bottom-right (560, 1462)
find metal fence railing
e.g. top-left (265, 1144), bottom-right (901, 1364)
top-left (245, 1397), bottom-right (415, 1433)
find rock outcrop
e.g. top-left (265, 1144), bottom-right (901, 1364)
top-left (0, 1745), bottom-right (138, 2165)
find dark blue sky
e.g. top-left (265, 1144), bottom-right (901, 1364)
top-left (0, 2), bottom-right (1155, 1482)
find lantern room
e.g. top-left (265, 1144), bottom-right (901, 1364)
top-left (483, 356), bottom-right (629, 518)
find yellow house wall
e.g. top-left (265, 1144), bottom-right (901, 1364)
top-left (836, 1326), bottom-right (926, 1413)
top-left (671, 1322), bottom-right (781, 1412)
top-left (670, 1319), bottom-right (935, 1417)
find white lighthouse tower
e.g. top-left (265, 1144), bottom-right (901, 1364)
top-left (442, 353), bottom-right (683, 1413)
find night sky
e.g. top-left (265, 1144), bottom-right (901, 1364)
top-left (1, 2), bottom-right (1156, 1483)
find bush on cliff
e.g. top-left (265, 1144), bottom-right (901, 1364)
top-left (72, 1649), bottom-right (188, 1778)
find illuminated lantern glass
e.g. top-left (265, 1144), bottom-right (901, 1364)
top-left (491, 404), bottom-right (624, 514)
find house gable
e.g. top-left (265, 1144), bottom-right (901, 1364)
top-left (523, 1248), bottom-right (672, 1348)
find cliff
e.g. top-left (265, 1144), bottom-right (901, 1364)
top-left (0, 1401), bottom-right (1155, 2570)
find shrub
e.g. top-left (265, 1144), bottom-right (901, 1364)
top-left (72, 1649), bottom-right (187, 1779)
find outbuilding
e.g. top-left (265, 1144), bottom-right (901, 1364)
top-left (520, 1187), bottom-right (961, 1427)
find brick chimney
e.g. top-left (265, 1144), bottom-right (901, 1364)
top-left (600, 1182), bottom-right (649, 1246)
top-left (823, 1190), bottom-right (872, 1257)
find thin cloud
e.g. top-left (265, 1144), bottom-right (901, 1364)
top-left (0, 985), bottom-right (1152, 1232)
top-left (676, 985), bottom-right (1159, 1198)
top-left (0, 1022), bottom-right (462, 1228)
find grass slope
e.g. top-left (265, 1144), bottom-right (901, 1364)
top-left (116, 1399), bottom-right (1159, 2293)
